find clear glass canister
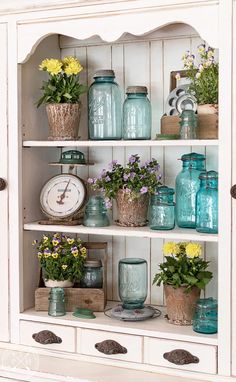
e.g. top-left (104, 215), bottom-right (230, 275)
top-left (123, 86), bottom-right (151, 140)
top-left (196, 171), bottom-right (218, 233)
top-left (88, 70), bottom-right (122, 140)
top-left (80, 260), bottom-right (103, 288)
top-left (179, 109), bottom-right (198, 139)
top-left (193, 297), bottom-right (218, 334)
top-left (48, 287), bottom-right (66, 317)
top-left (149, 186), bottom-right (175, 230)
top-left (119, 258), bottom-right (147, 309)
top-left (175, 152), bottom-right (206, 228)
top-left (83, 196), bottom-right (110, 227)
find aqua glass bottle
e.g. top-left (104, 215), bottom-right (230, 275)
top-left (83, 196), bottom-right (110, 227)
top-left (196, 171), bottom-right (218, 233)
top-left (123, 86), bottom-right (151, 140)
top-left (175, 152), bottom-right (205, 228)
top-left (179, 109), bottom-right (198, 139)
top-left (119, 258), bottom-right (147, 309)
top-left (149, 186), bottom-right (175, 230)
top-left (88, 70), bottom-right (122, 140)
top-left (193, 298), bottom-right (218, 334)
top-left (48, 287), bottom-right (66, 317)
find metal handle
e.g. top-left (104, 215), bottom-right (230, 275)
top-left (163, 349), bottom-right (199, 365)
top-left (32, 330), bottom-right (62, 345)
top-left (0, 178), bottom-right (6, 191)
top-left (231, 185), bottom-right (236, 199)
top-left (95, 339), bottom-right (127, 355)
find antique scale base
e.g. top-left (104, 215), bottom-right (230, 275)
top-left (106, 304), bottom-right (161, 322)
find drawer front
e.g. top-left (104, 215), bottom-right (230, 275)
top-left (20, 321), bottom-right (76, 353)
top-left (144, 337), bottom-right (217, 374)
top-left (77, 328), bottom-right (142, 363)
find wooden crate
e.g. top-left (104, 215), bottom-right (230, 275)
top-left (35, 242), bottom-right (107, 312)
top-left (161, 114), bottom-right (218, 139)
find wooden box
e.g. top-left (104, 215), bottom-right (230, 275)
top-left (35, 242), bottom-right (108, 312)
top-left (161, 114), bottom-right (218, 139)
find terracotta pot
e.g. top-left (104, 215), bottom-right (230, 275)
top-left (164, 284), bottom-right (200, 326)
top-left (46, 103), bottom-right (81, 140)
top-left (116, 189), bottom-right (149, 227)
top-left (44, 279), bottom-right (74, 288)
top-left (197, 104), bottom-right (218, 115)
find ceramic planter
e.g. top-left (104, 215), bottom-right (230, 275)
top-left (46, 103), bottom-right (81, 140)
top-left (116, 189), bottom-right (149, 227)
top-left (44, 279), bottom-right (74, 288)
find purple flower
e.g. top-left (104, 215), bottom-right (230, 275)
top-left (156, 174), bottom-right (162, 181)
top-left (105, 176), bottom-right (111, 182)
top-left (123, 173), bottom-right (130, 181)
top-left (87, 178), bottom-right (94, 184)
top-left (140, 186), bottom-right (148, 194)
top-left (130, 172), bottom-right (135, 179)
top-left (104, 198), bottom-right (112, 209)
top-left (129, 155), bottom-right (136, 164)
top-left (108, 160), bottom-right (118, 170)
top-left (100, 169), bottom-right (107, 178)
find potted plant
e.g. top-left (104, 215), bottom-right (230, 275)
top-left (153, 241), bottom-right (213, 325)
top-left (37, 56), bottom-right (87, 140)
top-left (33, 233), bottom-right (87, 287)
top-left (88, 154), bottom-right (162, 227)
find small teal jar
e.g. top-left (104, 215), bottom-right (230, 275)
top-left (48, 288), bottom-right (66, 317)
top-left (83, 196), bottom-right (110, 227)
top-left (193, 298), bottom-right (218, 334)
top-left (123, 86), bottom-right (151, 140)
top-left (175, 152), bottom-right (205, 228)
top-left (119, 258), bottom-right (147, 309)
top-left (149, 186), bottom-right (175, 230)
top-left (80, 260), bottom-right (103, 288)
top-left (196, 171), bottom-right (218, 234)
top-left (179, 109), bottom-right (198, 139)
top-left (88, 70), bottom-right (122, 140)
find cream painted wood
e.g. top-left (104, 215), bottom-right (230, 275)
top-left (77, 328), bottom-right (143, 363)
top-left (144, 337), bottom-right (217, 374)
top-left (20, 321), bottom-right (76, 352)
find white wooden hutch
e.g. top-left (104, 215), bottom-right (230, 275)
top-left (0, 0), bottom-right (235, 381)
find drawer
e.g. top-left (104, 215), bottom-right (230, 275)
top-left (77, 328), bottom-right (142, 363)
top-left (144, 337), bottom-right (217, 374)
top-left (20, 321), bottom-right (76, 353)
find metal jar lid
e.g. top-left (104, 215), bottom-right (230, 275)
top-left (126, 86), bottom-right (148, 94)
top-left (84, 260), bottom-right (102, 268)
top-left (94, 69), bottom-right (115, 78)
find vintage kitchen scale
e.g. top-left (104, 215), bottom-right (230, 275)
top-left (39, 150), bottom-right (94, 225)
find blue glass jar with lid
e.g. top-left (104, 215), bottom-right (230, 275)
top-left (123, 86), bottom-right (151, 140)
top-left (80, 260), bottom-right (103, 288)
top-left (149, 186), bottom-right (175, 230)
top-left (83, 196), bottom-right (110, 227)
top-left (175, 152), bottom-right (205, 228)
top-left (88, 70), bottom-right (122, 140)
top-left (196, 171), bottom-right (218, 233)
top-left (193, 297), bottom-right (218, 334)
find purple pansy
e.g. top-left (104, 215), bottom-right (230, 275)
top-left (123, 173), bottom-right (130, 181)
top-left (105, 176), bottom-right (111, 182)
top-left (140, 186), bottom-right (148, 194)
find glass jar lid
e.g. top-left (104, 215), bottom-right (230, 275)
top-left (155, 185), bottom-right (175, 195)
top-left (181, 152), bottom-right (206, 162)
top-left (195, 297), bottom-right (218, 309)
top-left (119, 258), bottom-right (147, 265)
top-left (126, 86), bottom-right (148, 94)
top-left (94, 69), bottom-right (115, 78)
top-left (84, 260), bottom-right (102, 268)
top-left (199, 170), bottom-right (218, 180)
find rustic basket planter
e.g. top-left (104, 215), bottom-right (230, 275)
top-left (46, 103), bottom-right (81, 140)
top-left (116, 189), bottom-right (149, 227)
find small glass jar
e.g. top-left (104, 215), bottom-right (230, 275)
top-left (88, 70), bottom-right (122, 140)
top-left (193, 298), bottom-right (218, 334)
top-left (149, 186), bottom-right (175, 230)
top-left (196, 171), bottom-right (218, 234)
top-left (83, 196), bottom-right (110, 227)
top-left (48, 287), bottom-right (66, 317)
top-left (123, 86), bottom-right (151, 140)
top-left (81, 260), bottom-right (103, 288)
top-left (179, 109), bottom-right (198, 139)
top-left (119, 258), bottom-right (147, 309)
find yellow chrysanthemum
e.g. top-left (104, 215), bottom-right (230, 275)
top-left (67, 238), bottom-right (75, 245)
top-left (186, 243), bottom-right (202, 258)
top-left (52, 253), bottom-right (59, 259)
top-left (64, 61), bottom-right (83, 76)
top-left (39, 58), bottom-right (62, 75)
top-left (62, 264), bottom-right (68, 270)
top-left (163, 242), bottom-right (180, 256)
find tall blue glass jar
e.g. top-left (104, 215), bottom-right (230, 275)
top-left (149, 186), bottom-right (175, 230)
top-left (123, 86), bottom-right (151, 140)
top-left (175, 153), bottom-right (205, 228)
top-left (119, 258), bottom-right (147, 309)
top-left (196, 171), bottom-right (218, 233)
top-left (89, 70), bottom-right (122, 140)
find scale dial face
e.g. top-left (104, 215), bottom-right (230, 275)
top-left (40, 174), bottom-right (86, 219)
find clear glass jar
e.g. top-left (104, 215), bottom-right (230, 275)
top-left (175, 152), bottom-right (205, 228)
top-left (83, 196), bottom-right (110, 227)
top-left (193, 298), bottom-right (218, 334)
top-left (149, 186), bottom-right (175, 230)
top-left (80, 260), bottom-right (103, 288)
top-left (179, 109), bottom-right (198, 139)
top-left (196, 171), bottom-right (218, 233)
top-left (88, 70), bottom-right (122, 140)
top-left (119, 258), bottom-right (147, 309)
top-left (123, 86), bottom-right (151, 140)
top-left (48, 287), bottom-right (66, 317)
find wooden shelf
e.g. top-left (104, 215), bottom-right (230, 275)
top-left (24, 221), bottom-right (218, 242)
top-left (22, 139), bottom-right (219, 148)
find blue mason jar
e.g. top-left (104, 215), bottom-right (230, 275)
top-left (123, 86), bottom-right (151, 140)
top-left (149, 186), bottom-right (175, 230)
top-left (83, 196), bottom-right (110, 227)
top-left (119, 258), bottom-right (147, 309)
top-left (179, 109), bottom-right (198, 139)
top-left (88, 70), bottom-right (122, 140)
top-left (175, 152), bottom-right (205, 228)
top-left (193, 298), bottom-right (218, 334)
top-left (80, 260), bottom-right (103, 288)
top-left (48, 288), bottom-right (66, 317)
top-left (196, 171), bottom-right (218, 234)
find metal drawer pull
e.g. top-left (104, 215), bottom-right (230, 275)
top-left (231, 185), bottom-right (236, 199)
top-left (163, 349), bottom-right (199, 365)
top-left (0, 178), bottom-right (6, 191)
top-left (95, 339), bottom-right (127, 355)
top-left (32, 330), bottom-right (62, 345)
